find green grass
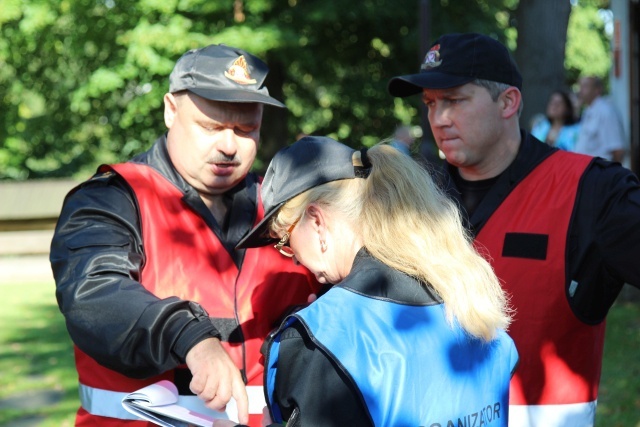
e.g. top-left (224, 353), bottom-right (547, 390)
top-left (595, 301), bottom-right (640, 427)
top-left (0, 281), bottom-right (78, 426)
top-left (0, 281), bottom-right (638, 426)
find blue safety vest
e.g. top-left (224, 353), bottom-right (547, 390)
top-left (266, 286), bottom-right (518, 427)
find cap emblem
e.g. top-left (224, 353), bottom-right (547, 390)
top-left (420, 44), bottom-right (442, 70)
top-left (224, 56), bottom-right (257, 85)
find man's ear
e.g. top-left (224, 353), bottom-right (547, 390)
top-left (164, 93), bottom-right (178, 129)
top-left (500, 87), bottom-right (521, 119)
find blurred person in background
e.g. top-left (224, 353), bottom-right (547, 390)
top-left (531, 89), bottom-right (580, 151)
top-left (574, 76), bottom-right (626, 162)
top-left (389, 124), bottom-right (416, 155)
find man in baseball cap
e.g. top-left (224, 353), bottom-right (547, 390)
top-left (388, 32), bottom-right (522, 96)
top-left (387, 32), bottom-right (640, 427)
top-left (50, 43), bottom-right (321, 426)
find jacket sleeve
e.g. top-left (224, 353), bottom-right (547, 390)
top-left (50, 172), bottom-right (219, 378)
top-left (272, 322), bottom-right (372, 427)
top-left (569, 159), bottom-right (640, 322)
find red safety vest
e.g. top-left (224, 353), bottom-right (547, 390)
top-left (475, 151), bottom-right (604, 426)
top-left (74, 163), bottom-right (318, 426)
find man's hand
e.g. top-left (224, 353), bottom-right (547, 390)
top-left (186, 337), bottom-right (249, 425)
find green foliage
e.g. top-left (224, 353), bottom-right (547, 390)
top-left (0, 0), bottom-right (518, 179)
top-left (566, 3), bottom-right (611, 83)
top-left (0, 0), bottom-right (612, 179)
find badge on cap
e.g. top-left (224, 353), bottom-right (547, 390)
top-left (224, 56), bottom-right (257, 85)
top-left (420, 44), bottom-right (442, 70)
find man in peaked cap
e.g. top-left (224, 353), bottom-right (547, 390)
top-left (389, 32), bottom-right (640, 427)
top-left (50, 44), bottom-right (320, 426)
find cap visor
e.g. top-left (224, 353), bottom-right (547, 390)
top-left (190, 87), bottom-right (286, 108)
top-left (235, 202), bottom-right (284, 249)
top-left (388, 73), bottom-right (475, 96)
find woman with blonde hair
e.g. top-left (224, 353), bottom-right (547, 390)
top-left (235, 136), bottom-right (518, 427)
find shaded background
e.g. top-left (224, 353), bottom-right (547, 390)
top-left (0, 0), bottom-right (631, 180)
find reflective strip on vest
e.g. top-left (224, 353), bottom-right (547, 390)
top-left (508, 401), bottom-right (597, 427)
top-left (79, 383), bottom-right (266, 420)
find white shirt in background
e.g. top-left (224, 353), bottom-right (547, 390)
top-left (574, 96), bottom-right (626, 161)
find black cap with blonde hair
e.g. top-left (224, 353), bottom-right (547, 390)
top-left (236, 136), bottom-right (369, 249)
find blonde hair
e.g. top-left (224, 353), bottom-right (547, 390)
top-left (271, 144), bottom-right (511, 341)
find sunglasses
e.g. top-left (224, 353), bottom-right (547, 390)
top-left (273, 217), bottom-right (300, 257)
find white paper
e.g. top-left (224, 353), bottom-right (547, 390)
top-left (121, 380), bottom-right (229, 427)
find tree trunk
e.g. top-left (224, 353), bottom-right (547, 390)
top-left (514, 0), bottom-right (572, 132)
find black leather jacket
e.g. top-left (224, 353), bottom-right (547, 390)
top-left (50, 135), bottom-right (262, 379)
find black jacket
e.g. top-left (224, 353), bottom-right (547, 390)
top-left (50, 135), bottom-right (262, 378)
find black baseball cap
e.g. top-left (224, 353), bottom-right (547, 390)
top-left (169, 44), bottom-right (285, 108)
top-left (388, 33), bottom-right (522, 97)
top-left (236, 136), bottom-right (365, 249)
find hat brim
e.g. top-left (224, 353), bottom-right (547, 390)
top-left (189, 87), bottom-right (286, 108)
top-left (235, 201), bottom-right (285, 249)
top-left (388, 72), bottom-right (475, 97)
